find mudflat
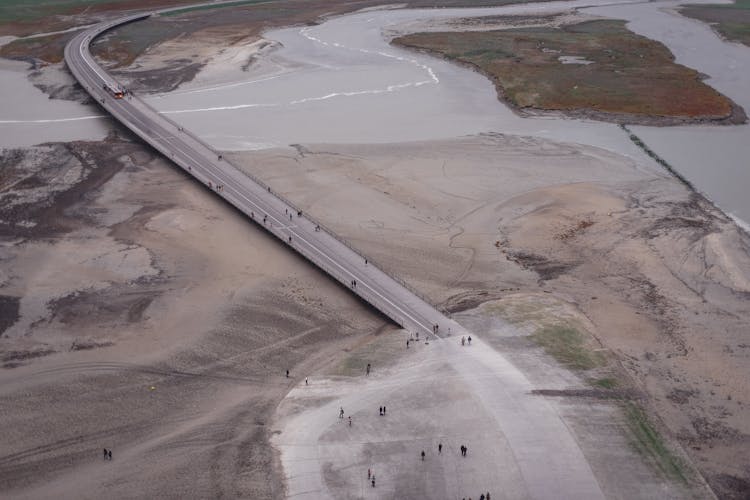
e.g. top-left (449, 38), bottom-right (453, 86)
top-left (1, 1), bottom-right (749, 498)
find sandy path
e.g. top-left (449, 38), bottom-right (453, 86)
top-left (275, 334), bottom-right (603, 499)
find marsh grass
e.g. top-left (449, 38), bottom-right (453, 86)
top-left (624, 402), bottom-right (690, 483)
top-left (531, 324), bottom-right (605, 370)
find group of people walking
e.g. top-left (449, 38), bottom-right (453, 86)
top-left (462, 494), bottom-right (491, 500)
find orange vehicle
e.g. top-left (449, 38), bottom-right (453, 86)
top-left (103, 83), bottom-right (124, 99)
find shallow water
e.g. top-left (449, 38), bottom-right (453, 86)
top-left (149, 0), bottom-right (649, 157)
top-left (0, 59), bottom-right (110, 148)
top-left (149, 0), bottom-right (750, 222)
top-left (585, 0), bottom-right (750, 224)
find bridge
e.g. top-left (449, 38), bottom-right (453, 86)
top-left (64, 7), bottom-right (456, 340)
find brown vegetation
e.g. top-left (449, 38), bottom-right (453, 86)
top-left (394, 19), bottom-right (743, 124)
top-left (680, 0), bottom-right (750, 48)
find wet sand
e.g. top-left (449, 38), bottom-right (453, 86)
top-left (230, 136), bottom-right (750, 498)
top-left (2, 1), bottom-right (749, 498)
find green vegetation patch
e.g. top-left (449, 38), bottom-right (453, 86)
top-left (531, 324), bottom-right (605, 370)
top-left (394, 19), bottom-right (737, 122)
top-left (328, 328), bottom-right (405, 377)
top-left (681, 0), bottom-right (750, 47)
top-left (624, 402), bottom-right (689, 483)
top-left (591, 376), bottom-right (618, 389)
top-left (481, 296), bottom-right (609, 373)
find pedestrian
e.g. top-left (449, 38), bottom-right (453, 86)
top-left (286, 369), bottom-right (289, 378)
top-left (383, 406), bottom-right (386, 415)
top-left (108, 450), bottom-right (112, 460)
top-left (379, 406), bottom-right (383, 416)
top-left (461, 336), bottom-right (465, 346)
top-left (468, 336), bottom-right (472, 345)
top-left (480, 494), bottom-right (485, 500)
top-left (365, 259), bottom-right (368, 265)
top-left (366, 363), bottom-right (371, 375)
top-left (305, 377), bottom-right (308, 385)
top-left (103, 448), bottom-right (108, 460)
top-left (340, 407), bottom-right (344, 419)
top-left (288, 236), bottom-right (292, 243)
top-left (464, 445), bottom-right (468, 456)
top-left (368, 468), bottom-right (371, 479)
top-left (372, 476), bottom-right (375, 487)
top-left (349, 416), bottom-right (352, 427)
top-left (421, 450), bottom-right (425, 461)
top-left (289, 214), bottom-right (292, 221)
top-left (406, 339), bottom-right (409, 348)
top-left (438, 443), bottom-right (442, 454)
top-left (486, 493), bottom-right (491, 500)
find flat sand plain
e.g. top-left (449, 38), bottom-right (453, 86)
top-left (230, 136), bottom-right (750, 498)
top-left (5, 129), bottom-right (748, 497)
top-left (1, 6), bottom-right (749, 500)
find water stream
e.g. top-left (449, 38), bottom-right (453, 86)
top-left (148, 0), bottom-right (750, 223)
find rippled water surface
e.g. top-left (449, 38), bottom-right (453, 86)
top-left (0, 59), bottom-right (109, 147)
top-left (149, 0), bottom-right (750, 222)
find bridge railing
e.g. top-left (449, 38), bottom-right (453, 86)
top-left (73, 12), bottom-right (442, 329)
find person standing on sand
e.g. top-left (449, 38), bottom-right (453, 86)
top-left (366, 363), bottom-right (371, 375)
top-left (368, 468), bottom-right (371, 479)
top-left (103, 448), bottom-right (108, 460)
top-left (379, 406), bottom-right (383, 416)
top-left (383, 405), bottom-right (386, 415)
top-left (421, 450), bottom-right (425, 461)
top-left (108, 450), bottom-right (112, 460)
top-left (349, 416), bottom-right (352, 427)
top-left (372, 475), bottom-right (376, 487)
top-left (438, 443), bottom-right (442, 454)
top-left (340, 407), bottom-right (344, 419)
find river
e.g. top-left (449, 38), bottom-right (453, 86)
top-left (147, 0), bottom-right (750, 224)
top-left (1, 0), bottom-right (748, 224)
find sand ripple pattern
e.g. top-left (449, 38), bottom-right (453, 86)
top-left (160, 25), bottom-right (439, 115)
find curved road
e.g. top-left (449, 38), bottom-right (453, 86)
top-left (64, 7), bottom-right (607, 499)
